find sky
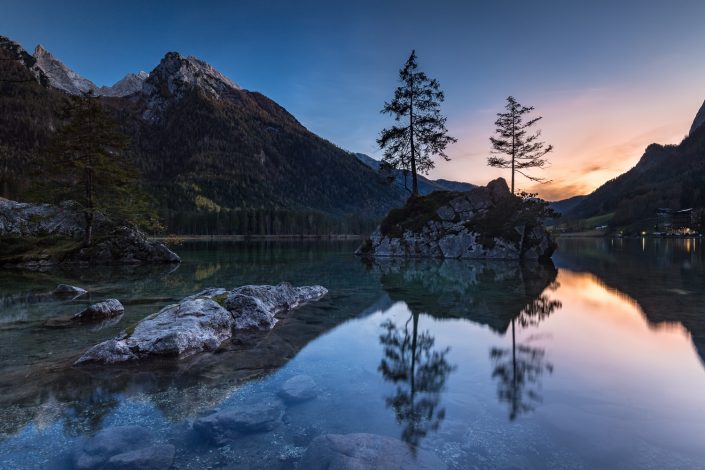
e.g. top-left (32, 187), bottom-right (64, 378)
top-left (2, 0), bottom-right (705, 200)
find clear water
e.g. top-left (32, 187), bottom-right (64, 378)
top-left (1, 238), bottom-right (704, 469)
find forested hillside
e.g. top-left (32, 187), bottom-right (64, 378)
top-left (565, 111), bottom-right (705, 231)
top-left (0, 37), bottom-right (408, 235)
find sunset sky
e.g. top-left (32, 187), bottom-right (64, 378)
top-left (3, 0), bottom-right (705, 200)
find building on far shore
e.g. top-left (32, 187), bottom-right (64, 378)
top-left (656, 208), bottom-right (698, 235)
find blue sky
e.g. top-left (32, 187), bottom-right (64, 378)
top-left (3, 0), bottom-right (705, 198)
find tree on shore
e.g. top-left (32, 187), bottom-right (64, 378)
top-left (32, 94), bottom-right (158, 245)
top-left (378, 50), bottom-right (456, 196)
top-left (488, 96), bottom-right (553, 194)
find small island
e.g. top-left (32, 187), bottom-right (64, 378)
top-left (357, 178), bottom-right (556, 261)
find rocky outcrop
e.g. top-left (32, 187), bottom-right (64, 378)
top-left (72, 425), bottom-right (174, 470)
top-left (358, 178), bottom-right (556, 261)
top-left (300, 433), bottom-right (446, 470)
top-left (72, 299), bottom-right (124, 322)
top-left (75, 283), bottom-right (328, 365)
top-left (0, 198), bottom-right (180, 266)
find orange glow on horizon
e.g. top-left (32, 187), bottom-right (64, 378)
top-left (429, 76), bottom-right (705, 200)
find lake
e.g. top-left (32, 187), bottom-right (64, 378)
top-left (1, 238), bottom-right (704, 469)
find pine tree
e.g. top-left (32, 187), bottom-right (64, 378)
top-left (488, 96), bottom-right (553, 194)
top-left (378, 50), bottom-right (456, 196)
top-left (32, 94), bottom-right (159, 245)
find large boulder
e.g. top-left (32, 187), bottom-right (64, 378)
top-left (357, 178), bottom-right (556, 261)
top-left (75, 283), bottom-right (328, 365)
top-left (72, 425), bottom-right (174, 470)
top-left (300, 433), bottom-right (446, 470)
top-left (0, 197), bottom-right (180, 266)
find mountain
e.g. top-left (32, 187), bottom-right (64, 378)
top-left (0, 36), bottom-right (408, 234)
top-left (353, 153), bottom-right (474, 195)
top-left (33, 44), bottom-right (147, 97)
top-left (565, 104), bottom-right (705, 230)
top-left (548, 195), bottom-right (586, 215)
top-left (98, 71), bottom-right (148, 97)
top-left (691, 100), bottom-right (705, 136)
top-left (33, 44), bottom-right (97, 95)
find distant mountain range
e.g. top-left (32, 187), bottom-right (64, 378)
top-left (353, 153), bottom-right (474, 195)
top-left (562, 102), bottom-right (705, 229)
top-left (0, 35), bottom-right (477, 234)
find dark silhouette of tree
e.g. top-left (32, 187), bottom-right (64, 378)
top-left (488, 96), bottom-right (553, 194)
top-left (32, 94), bottom-right (159, 245)
top-left (378, 50), bottom-right (456, 196)
top-left (378, 312), bottom-right (455, 447)
top-left (490, 291), bottom-right (562, 420)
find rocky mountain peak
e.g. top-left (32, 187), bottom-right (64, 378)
top-left (98, 71), bottom-right (149, 97)
top-left (32, 44), bottom-right (98, 95)
top-left (141, 51), bottom-right (241, 120)
top-left (690, 99), bottom-right (705, 135)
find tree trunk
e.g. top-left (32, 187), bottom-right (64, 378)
top-left (511, 111), bottom-right (516, 194)
top-left (84, 166), bottom-right (94, 247)
top-left (409, 77), bottom-right (419, 196)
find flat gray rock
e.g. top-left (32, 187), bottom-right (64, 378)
top-left (53, 284), bottom-right (87, 298)
top-left (279, 374), bottom-right (318, 403)
top-left (300, 433), bottom-right (447, 470)
top-left (104, 444), bottom-right (175, 470)
top-left (72, 299), bottom-right (124, 322)
top-left (73, 425), bottom-right (161, 470)
top-left (193, 399), bottom-right (285, 444)
top-left (75, 283), bottom-right (327, 365)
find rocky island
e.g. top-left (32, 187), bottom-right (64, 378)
top-left (0, 198), bottom-right (180, 267)
top-left (357, 178), bottom-right (556, 261)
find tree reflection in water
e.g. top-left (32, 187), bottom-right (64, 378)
top-left (491, 283), bottom-right (562, 421)
top-left (378, 312), bottom-right (456, 447)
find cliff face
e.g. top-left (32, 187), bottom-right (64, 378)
top-left (357, 178), bottom-right (556, 261)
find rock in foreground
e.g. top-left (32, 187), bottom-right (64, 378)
top-left (75, 283), bottom-right (327, 365)
top-left (301, 433), bottom-right (446, 470)
top-left (357, 178), bottom-right (556, 261)
top-left (0, 197), bottom-right (180, 266)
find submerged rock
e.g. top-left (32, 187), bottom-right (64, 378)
top-left (279, 374), bottom-right (318, 403)
top-left (72, 299), bottom-right (124, 322)
top-left (193, 399), bottom-right (285, 444)
top-left (300, 433), bottom-right (446, 470)
top-left (0, 197), bottom-right (180, 266)
top-left (357, 178), bottom-right (556, 261)
top-left (73, 425), bottom-right (174, 470)
top-left (75, 283), bottom-right (327, 365)
top-left (53, 284), bottom-right (87, 298)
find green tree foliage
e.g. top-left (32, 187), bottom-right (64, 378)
top-left (488, 96), bottom-right (553, 193)
top-left (378, 50), bottom-right (456, 196)
top-left (32, 95), bottom-right (159, 245)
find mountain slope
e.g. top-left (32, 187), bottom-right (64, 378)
top-left (566, 114), bottom-right (705, 229)
top-left (1, 37), bottom-right (408, 234)
top-left (354, 153), bottom-right (474, 195)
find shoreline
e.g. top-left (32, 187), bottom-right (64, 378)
top-left (152, 234), bottom-right (364, 242)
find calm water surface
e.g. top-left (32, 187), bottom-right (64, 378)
top-left (1, 238), bottom-right (704, 469)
